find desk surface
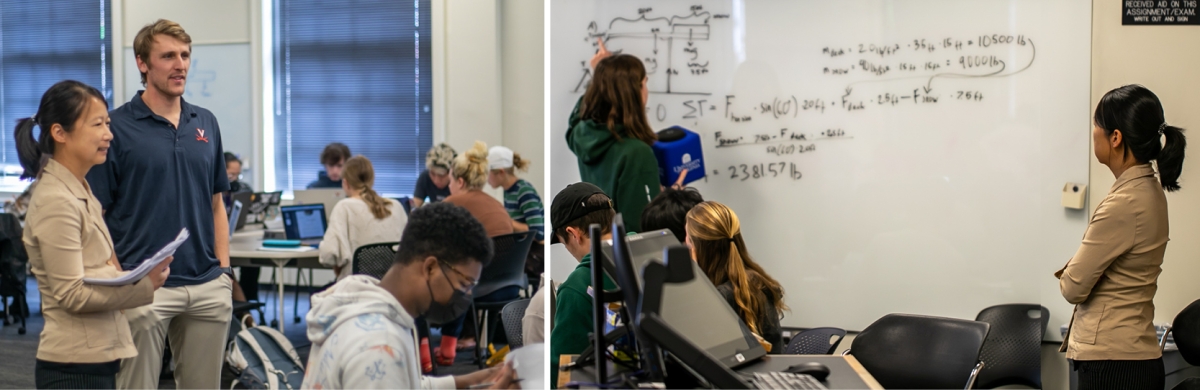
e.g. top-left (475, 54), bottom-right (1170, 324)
top-left (558, 354), bottom-right (882, 389)
top-left (229, 230), bottom-right (324, 266)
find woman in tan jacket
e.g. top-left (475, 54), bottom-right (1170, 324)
top-left (1057, 84), bottom-right (1186, 390)
top-left (15, 81), bottom-right (172, 389)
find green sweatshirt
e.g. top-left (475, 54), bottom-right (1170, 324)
top-left (566, 98), bottom-right (661, 232)
top-left (549, 253), bottom-right (617, 388)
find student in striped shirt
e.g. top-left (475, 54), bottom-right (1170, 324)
top-left (487, 146), bottom-right (545, 279)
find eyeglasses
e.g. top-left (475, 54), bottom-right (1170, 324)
top-left (438, 259), bottom-right (477, 292)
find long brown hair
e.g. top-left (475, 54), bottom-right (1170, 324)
top-left (580, 54), bottom-right (657, 145)
top-left (686, 201), bottom-right (787, 335)
top-left (342, 155), bottom-right (392, 219)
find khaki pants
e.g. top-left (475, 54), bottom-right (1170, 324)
top-left (117, 275), bottom-right (233, 389)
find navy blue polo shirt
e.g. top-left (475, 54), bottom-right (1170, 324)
top-left (87, 91), bottom-right (230, 287)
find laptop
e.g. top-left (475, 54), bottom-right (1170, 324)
top-left (598, 229), bottom-right (767, 370)
top-left (293, 189), bottom-right (345, 220)
top-left (280, 203), bottom-right (327, 246)
top-left (227, 200), bottom-right (243, 239)
top-left (229, 192), bottom-right (254, 231)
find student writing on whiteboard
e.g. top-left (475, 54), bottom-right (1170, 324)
top-left (685, 201), bottom-right (788, 354)
top-left (17, 81), bottom-right (173, 389)
top-left (567, 38), bottom-right (661, 232)
top-left (1056, 85), bottom-right (1187, 390)
top-left (319, 156), bottom-right (406, 281)
top-left (85, 20), bottom-right (233, 389)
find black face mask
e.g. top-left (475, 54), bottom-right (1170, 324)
top-left (423, 263), bottom-right (473, 325)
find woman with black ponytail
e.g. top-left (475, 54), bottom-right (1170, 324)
top-left (17, 80), bottom-right (172, 389)
top-left (1057, 84), bottom-right (1186, 390)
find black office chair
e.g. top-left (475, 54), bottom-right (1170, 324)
top-left (972, 304), bottom-right (1049, 389)
top-left (843, 313), bottom-right (990, 389)
top-left (351, 242), bottom-right (400, 279)
top-left (1162, 298), bottom-right (1200, 390)
top-left (501, 299), bottom-right (531, 349)
top-left (471, 231), bottom-right (535, 367)
top-left (0, 213), bottom-right (29, 335)
top-left (784, 327), bottom-right (846, 355)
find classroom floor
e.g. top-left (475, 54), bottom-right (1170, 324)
top-left (0, 278), bottom-right (490, 389)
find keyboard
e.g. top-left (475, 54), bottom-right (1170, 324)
top-left (749, 371), bottom-right (828, 390)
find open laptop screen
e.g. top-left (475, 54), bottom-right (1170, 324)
top-left (599, 229), bottom-right (766, 369)
top-left (280, 204), bottom-right (327, 240)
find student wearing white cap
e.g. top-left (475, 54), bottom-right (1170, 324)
top-left (487, 145), bottom-right (546, 280)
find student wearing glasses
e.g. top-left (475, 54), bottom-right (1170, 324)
top-left (301, 202), bottom-right (516, 389)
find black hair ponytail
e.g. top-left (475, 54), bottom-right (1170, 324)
top-left (10, 80), bottom-right (109, 181)
top-left (13, 117), bottom-right (45, 180)
top-left (1094, 84), bottom-right (1186, 192)
top-left (1159, 124), bottom-right (1186, 192)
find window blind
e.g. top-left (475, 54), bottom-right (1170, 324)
top-left (273, 0), bottom-right (433, 196)
top-left (0, 0), bottom-right (113, 189)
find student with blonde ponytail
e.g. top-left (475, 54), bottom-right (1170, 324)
top-left (319, 155), bottom-right (407, 281)
top-left (686, 201), bottom-right (787, 353)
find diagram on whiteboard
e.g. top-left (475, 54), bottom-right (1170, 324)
top-left (570, 4), bottom-right (1040, 184)
top-left (572, 5), bottom-right (728, 95)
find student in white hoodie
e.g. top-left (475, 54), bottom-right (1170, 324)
top-left (302, 202), bottom-right (518, 389)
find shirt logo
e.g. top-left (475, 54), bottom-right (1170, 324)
top-left (195, 128), bottom-right (209, 143)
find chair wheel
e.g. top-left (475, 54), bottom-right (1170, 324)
top-left (18, 328), bottom-right (26, 335)
top-left (294, 316), bottom-right (301, 323)
top-left (270, 320), bottom-right (279, 328)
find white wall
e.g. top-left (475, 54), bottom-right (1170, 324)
top-left (500, 0), bottom-right (546, 195)
top-left (436, 0), bottom-right (546, 202)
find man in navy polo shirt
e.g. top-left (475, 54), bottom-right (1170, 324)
top-left (86, 19), bottom-right (233, 389)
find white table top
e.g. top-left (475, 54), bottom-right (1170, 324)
top-left (229, 228), bottom-right (320, 260)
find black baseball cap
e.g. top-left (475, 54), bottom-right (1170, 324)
top-left (550, 182), bottom-right (612, 244)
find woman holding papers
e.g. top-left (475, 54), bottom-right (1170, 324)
top-left (1057, 85), bottom-right (1186, 390)
top-left (15, 80), bottom-right (172, 389)
top-left (685, 201), bottom-right (788, 353)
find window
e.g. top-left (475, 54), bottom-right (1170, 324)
top-left (272, 0), bottom-right (432, 196)
top-left (0, 0), bottom-right (113, 191)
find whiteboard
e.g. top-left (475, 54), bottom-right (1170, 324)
top-left (122, 43), bottom-right (254, 183)
top-left (550, 0), bottom-right (1092, 332)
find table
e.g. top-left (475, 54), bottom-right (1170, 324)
top-left (228, 228), bottom-right (325, 333)
top-left (557, 354), bottom-right (882, 389)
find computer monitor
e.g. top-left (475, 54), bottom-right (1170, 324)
top-left (227, 200), bottom-right (243, 239)
top-left (247, 191), bottom-right (283, 215)
top-left (229, 192), bottom-right (253, 231)
top-left (599, 229), bottom-right (767, 369)
top-left (280, 204), bottom-right (328, 242)
top-left (293, 189), bottom-right (345, 220)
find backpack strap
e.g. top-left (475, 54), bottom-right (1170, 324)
top-left (238, 329), bottom-right (281, 389)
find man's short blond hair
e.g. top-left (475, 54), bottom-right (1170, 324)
top-left (133, 19), bottom-right (192, 85)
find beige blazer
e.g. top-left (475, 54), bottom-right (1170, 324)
top-left (24, 159), bottom-right (155, 363)
top-left (1057, 164), bottom-right (1167, 360)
